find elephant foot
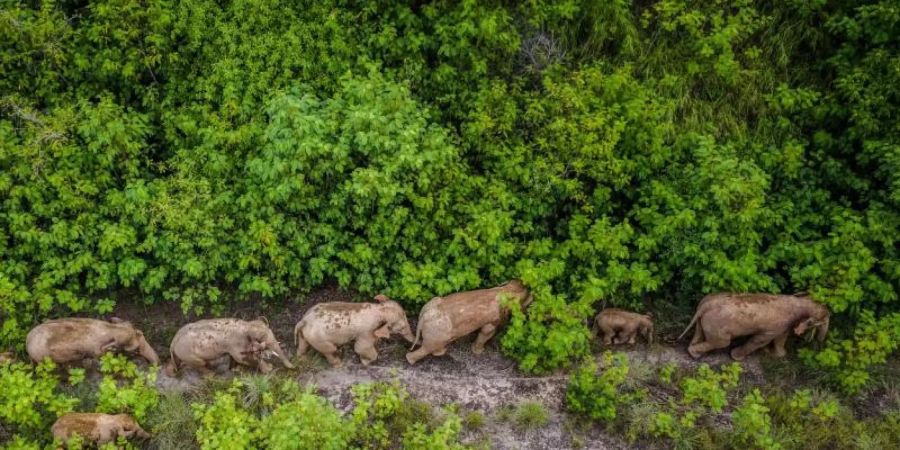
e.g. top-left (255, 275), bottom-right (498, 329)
top-left (405, 352), bottom-right (420, 365)
top-left (432, 348), bottom-right (447, 356)
top-left (472, 346), bottom-right (484, 355)
top-left (687, 346), bottom-right (702, 359)
top-left (729, 349), bottom-right (746, 361)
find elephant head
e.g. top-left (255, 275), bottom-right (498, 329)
top-left (374, 295), bottom-right (415, 343)
top-left (117, 415), bottom-right (151, 440)
top-left (246, 319), bottom-right (294, 369)
top-left (793, 303), bottom-right (830, 342)
top-left (109, 319), bottom-right (159, 365)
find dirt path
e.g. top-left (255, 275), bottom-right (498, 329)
top-left (121, 286), bottom-right (769, 450)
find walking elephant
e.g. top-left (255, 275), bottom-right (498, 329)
top-left (52, 413), bottom-right (149, 446)
top-left (26, 318), bottom-right (159, 366)
top-left (406, 280), bottom-right (533, 364)
top-left (165, 318), bottom-right (293, 376)
top-left (592, 308), bottom-right (654, 345)
top-left (680, 293), bottom-right (830, 360)
top-left (294, 294), bottom-right (415, 367)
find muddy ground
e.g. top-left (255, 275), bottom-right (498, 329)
top-left (105, 285), bottom-right (791, 450)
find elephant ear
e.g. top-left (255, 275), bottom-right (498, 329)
top-left (256, 316), bottom-right (269, 326)
top-left (109, 317), bottom-right (126, 324)
top-left (374, 325), bottom-right (390, 339)
top-left (374, 294), bottom-right (389, 303)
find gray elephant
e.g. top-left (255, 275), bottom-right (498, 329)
top-left (592, 308), bottom-right (654, 345)
top-left (25, 318), bottom-right (159, 366)
top-left (680, 292), bottom-right (830, 360)
top-left (165, 318), bottom-right (293, 376)
top-left (294, 294), bottom-right (415, 367)
top-left (52, 413), bottom-right (150, 446)
top-left (406, 280), bottom-right (532, 364)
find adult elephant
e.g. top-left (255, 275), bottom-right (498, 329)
top-left (26, 318), bottom-right (159, 366)
top-left (165, 318), bottom-right (293, 376)
top-left (680, 292), bottom-right (830, 360)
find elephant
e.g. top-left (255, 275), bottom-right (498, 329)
top-left (51, 413), bottom-right (150, 446)
top-left (680, 292), bottom-right (830, 360)
top-left (164, 318), bottom-right (293, 376)
top-left (25, 318), bottom-right (159, 366)
top-left (406, 280), bottom-right (533, 365)
top-left (294, 294), bottom-right (415, 367)
top-left (592, 308), bottom-right (654, 345)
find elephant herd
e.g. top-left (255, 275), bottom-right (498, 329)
top-left (9, 281), bottom-right (831, 446)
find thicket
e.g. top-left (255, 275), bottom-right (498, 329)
top-left (1, 1), bottom-right (898, 386)
top-left (0, 356), bottom-right (470, 449)
top-left (565, 353), bottom-right (900, 449)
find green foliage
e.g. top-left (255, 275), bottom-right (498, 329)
top-left (1, 0), bottom-right (898, 381)
top-left (260, 387), bottom-right (352, 450)
top-left (566, 352), bottom-right (639, 421)
top-left (512, 401), bottom-right (550, 429)
top-left (192, 380), bottom-right (260, 450)
top-left (731, 389), bottom-right (781, 450)
top-left (0, 360), bottom-right (78, 439)
top-left (95, 354), bottom-right (159, 422)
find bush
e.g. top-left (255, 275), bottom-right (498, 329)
top-left (512, 401), bottom-right (550, 429)
top-left (0, 360), bottom-right (78, 440)
top-left (566, 352), bottom-right (638, 421)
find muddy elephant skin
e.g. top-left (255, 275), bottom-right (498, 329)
top-left (294, 295), bottom-right (415, 367)
top-left (26, 318), bottom-right (159, 366)
top-left (680, 293), bottom-right (830, 360)
top-left (165, 318), bottom-right (294, 376)
top-left (52, 413), bottom-right (150, 446)
top-left (592, 308), bottom-right (654, 345)
top-left (406, 280), bottom-right (533, 365)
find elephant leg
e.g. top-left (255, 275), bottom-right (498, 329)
top-left (472, 324), bottom-right (497, 354)
top-left (354, 338), bottom-right (378, 366)
top-left (687, 328), bottom-right (730, 359)
top-left (690, 324), bottom-right (705, 346)
top-left (622, 325), bottom-right (638, 345)
top-left (406, 347), bottom-right (431, 365)
top-left (295, 333), bottom-right (310, 358)
top-left (600, 324), bottom-right (616, 345)
top-left (310, 341), bottom-right (343, 368)
top-left (432, 346), bottom-right (448, 356)
top-left (731, 334), bottom-right (774, 361)
top-left (771, 333), bottom-right (788, 358)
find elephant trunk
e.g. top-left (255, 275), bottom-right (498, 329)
top-left (816, 316), bottom-right (830, 342)
top-left (270, 342), bottom-right (294, 369)
top-left (138, 338), bottom-right (160, 366)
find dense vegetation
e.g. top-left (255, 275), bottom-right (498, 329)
top-left (1, 0), bottom-right (898, 390)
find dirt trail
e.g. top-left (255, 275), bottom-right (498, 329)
top-left (121, 286), bottom-right (767, 450)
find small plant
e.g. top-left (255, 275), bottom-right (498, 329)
top-left (463, 411), bottom-right (486, 431)
top-left (512, 401), bottom-right (550, 429)
top-left (192, 380), bottom-right (259, 450)
top-left (261, 386), bottom-right (352, 450)
top-left (566, 352), bottom-right (639, 421)
top-left (731, 389), bottom-right (781, 450)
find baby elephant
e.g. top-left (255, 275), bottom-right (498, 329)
top-left (294, 295), bottom-right (415, 367)
top-left (406, 280), bottom-right (533, 365)
top-left (592, 308), bottom-right (654, 345)
top-left (26, 318), bottom-right (159, 366)
top-left (165, 318), bottom-right (294, 376)
top-left (52, 413), bottom-right (149, 446)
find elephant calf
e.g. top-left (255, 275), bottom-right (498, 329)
top-left (592, 308), bottom-right (654, 345)
top-left (52, 413), bottom-right (149, 446)
top-left (26, 318), bottom-right (159, 366)
top-left (406, 280), bottom-right (532, 365)
top-left (165, 318), bottom-right (293, 376)
top-left (680, 293), bottom-right (830, 360)
top-left (294, 295), bottom-right (414, 367)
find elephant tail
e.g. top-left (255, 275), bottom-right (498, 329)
top-left (590, 317), bottom-right (600, 339)
top-left (409, 309), bottom-right (425, 351)
top-left (678, 308), bottom-right (704, 340)
top-left (294, 320), bottom-right (309, 357)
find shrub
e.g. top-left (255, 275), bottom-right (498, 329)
top-left (95, 354), bottom-right (159, 422)
top-left (566, 352), bottom-right (637, 421)
top-left (0, 360), bottom-right (78, 439)
top-left (261, 388), bottom-right (352, 450)
top-left (192, 380), bottom-right (259, 450)
top-left (512, 401), bottom-right (550, 429)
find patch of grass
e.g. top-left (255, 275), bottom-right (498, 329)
top-left (463, 410), bottom-right (486, 431)
top-left (512, 401), bottom-right (550, 429)
top-left (494, 405), bottom-right (515, 423)
top-left (146, 392), bottom-right (199, 450)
